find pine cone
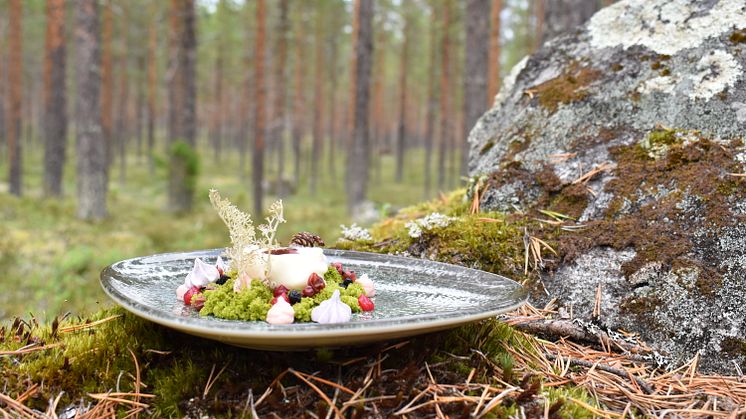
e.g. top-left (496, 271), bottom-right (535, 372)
top-left (290, 232), bottom-right (325, 247)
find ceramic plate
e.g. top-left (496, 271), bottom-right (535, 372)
top-left (100, 249), bottom-right (527, 350)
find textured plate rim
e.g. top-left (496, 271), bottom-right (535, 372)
top-left (100, 249), bottom-right (528, 340)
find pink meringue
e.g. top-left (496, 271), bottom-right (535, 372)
top-left (234, 271), bottom-right (252, 292)
top-left (356, 273), bottom-right (376, 297)
top-left (187, 258), bottom-right (220, 288)
top-left (266, 298), bottom-right (295, 324)
top-left (176, 284), bottom-right (189, 301)
top-left (311, 290), bottom-right (352, 323)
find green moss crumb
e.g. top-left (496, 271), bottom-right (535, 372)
top-left (200, 279), bottom-right (272, 321)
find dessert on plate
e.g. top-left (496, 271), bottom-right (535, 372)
top-left (175, 190), bottom-right (376, 324)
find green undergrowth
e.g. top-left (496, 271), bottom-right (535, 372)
top-left (0, 307), bottom-right (600, 417)
top-left (336, 190), bottom-right (539, 281)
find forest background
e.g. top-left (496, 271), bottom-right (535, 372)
top-left (0, 0), bottom-right (602, 320)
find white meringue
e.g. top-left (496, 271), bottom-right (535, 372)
top-left (311, 290), bottom-right (352, 324)
top-left (266, 249), bottom-right (328, 290)
top-left (355, 273), bottom-right (376, 297)
top-left (176, 284), bottom-right (189, 301)
top-left (266, 298), bottom-right (295, 324)
top-left (215, 256), bottom-right (229, 274)
top-left (187, 258), bottom-right (221, 287)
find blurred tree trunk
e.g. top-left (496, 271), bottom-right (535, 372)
top-left (346, 0), bottom-right (373, 214)
top-left (253, 0), bottom-right (266, 215)
top-left (533, 0), bottom-right (544, 50)
top-left (423, 2), bottom-right (438, 198)
top-left (394, 5), bottom-right (410, 183)
top-left (437, 0), bottom-right (451, 191)
top-left (7, 0), bottom-right (22, 196)
top-left (488, 0), bottom-right (502, 106)
top-left (292, 8), bottom-right (306, 190)
top-left (75, 0), bottom-right (107, 220)
top-left (101, 0), bottom-right (113, 173)
top-left (135, 53), bottom-right (145, 162)
top-left (210, 14), bottom-right (224, 164)
top-left (542, 0), bottom-right (598, 44)
top-left (167, 0), bottom-right (182, 145)
top-left (371, 27), bottom-right (386, 186)
top-left (273, 0), bottom-right (289, 197)
top-left (237, 11), bottom-right (252, 178)
top-left (463, 0), bottom-right (490, 177)
top-left (310, 6), bottom-right (324, 194)
top-left (146, 2), bottom-right (157, 174)
top-left (325, 8), bottom-right (340, 181)
top-left (43, 0), bottom-right (66, 197)
top-left (116, 5), bottom-right (129, 186)
top-left (167, 0), bottom-right (197, 213)
top-left (0, 17), bottom-right (5, 163)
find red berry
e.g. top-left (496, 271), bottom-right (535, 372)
top-left (273, 285), bottom-right (290, 297)
top-left (358, 294), bottom-right (374, 312)
top-left (192, 294), bottom-right (206, 310)
top-left (271, 293), bottom-right (290, 305)
top-left (183, 286), bottom-right (201, 305)
top-left (331, 262), bottom-right (344, 275)
top-left (302, 286), bottom-right (316, 298)
top-left (308, 273), bottom-right (326, 292)
top-left (343, 270), bottom-right (357, 282)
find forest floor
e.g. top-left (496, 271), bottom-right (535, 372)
top-left (2, 145), bottom-right (745, 417)
top-left (0, 143), bottom-right (437, 320)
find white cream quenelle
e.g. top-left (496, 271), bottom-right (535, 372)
top-left (239, 246), bottom-right (328, 290)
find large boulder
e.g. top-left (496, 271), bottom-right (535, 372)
top-left (468, 0), bottom-right (746, 373)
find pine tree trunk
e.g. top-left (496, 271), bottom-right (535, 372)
top-left (0, 18), bottom-right (6, 163)
top-left (310, 7), bottom-right (325, 194)
top-left (181, 0), bottom-right (197, 147)
top-left (167, 0), bottom-right (197, 213)
top-left (253, 0), bottom-right (267, 216)
top-left (167, 0), bottom-right (182, 145)
top-left (395, 8), bottom-right (410, 183)
top-left (346, 0), bottom-right (373, 214)
top-left (533, 0), bottom-right (544, 50)
top-left (488, 0), bottom-right (502, 105)
top-left (7, 0), bottom-right (22, 196)
top-left (424, 3), bottom-right (438, 199)
top-left (291, 9), bottom-right (306, 190)
top-left (146, 2), bottom-right (157, 175)
top-left (135, 53), bottom-right (145, 162)
top-left (274, 0), bottom-right (289, 197)
top-left (437, 0), bottom-right (451, 191)
top-left (75, 0), bottom-right (108, 220)
top-left (101, 0), bottom-right (113, 174)
top-left (325, 10), bottom-right (340, 181)
top-left (211, 42), bottom-right (223, 163)
top-left (43, 0), bottom-right (66, 197)
top-left (116, 5), bottom-right (129, 186)
top-left (542, 0), bottom-right (598, 44)
top-left (463, 0), bottom-right (490, 177)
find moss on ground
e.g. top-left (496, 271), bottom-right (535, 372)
top-left (0, 307), bottom-right (600, 417)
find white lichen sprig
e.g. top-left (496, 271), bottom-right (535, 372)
top-left (258, 199), bottom-right (286, 248)
top-left (208, 189), bottom-right (286, 282)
